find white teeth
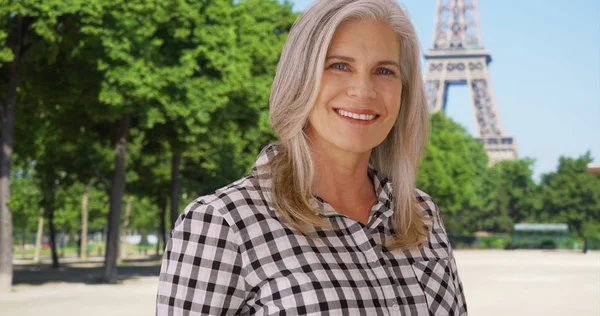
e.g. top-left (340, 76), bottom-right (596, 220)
top-left (335, 109), bottom-right (377, 121)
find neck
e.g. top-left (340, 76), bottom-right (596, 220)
top-left (307, 137), bottom-right (375, 207)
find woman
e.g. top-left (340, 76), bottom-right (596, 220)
top-left (157, 0), bottom-right (468, 315)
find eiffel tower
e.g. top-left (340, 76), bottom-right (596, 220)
top-left (424, 0), bottom-right (517, 164)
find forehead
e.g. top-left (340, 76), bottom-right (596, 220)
top-left (327, 19), bottom-right (400, 60)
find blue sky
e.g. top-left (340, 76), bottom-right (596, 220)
top-left (289, 0), bottom-right (600, 180)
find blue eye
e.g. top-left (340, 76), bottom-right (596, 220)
top-left (330, 63), bottom-right (347, 70)
top-left (377, 68), bottom-right (394, 75)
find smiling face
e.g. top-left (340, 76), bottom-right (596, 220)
top-left (305, 19), bottom-right (402, 156)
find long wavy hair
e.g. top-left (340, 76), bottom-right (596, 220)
top-left (267, 0), bottom-right (429, 250)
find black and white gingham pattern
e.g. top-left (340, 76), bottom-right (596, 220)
top-left (157, 145), bottom-right (468, 315)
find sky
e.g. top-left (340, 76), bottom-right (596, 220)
top-left (289, 0), bottom-right (600, 180)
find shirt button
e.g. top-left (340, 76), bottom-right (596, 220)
top-left (370, 254), bottom-right (378, 262)
top-left (392, 303), bottom-right (400, 311)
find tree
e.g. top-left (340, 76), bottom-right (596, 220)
top-left (0, 0), bottom-right (297, 288)
top-left (467, 166), bottom-right (513, 233)
top-left (78, 0), bottom-right (179, 282)
top-left (128, 195), bottom-right (159, 253)
top-left (539, 152), bottom-right (600, 241)
top-left (0, 0), bottom-right (84, 291)
top-left (491, 158), bottom-right (540, 224)
top-left (127, 129), bottom-right (170, 254)
top-left (137, 0), bottom-right (297, 230)
top-left (416, 112), bottom-right (488, 234)
top-left (78, 0), bottom-right (277, 281)
top-left (8, 159), bottom-right (41, 252)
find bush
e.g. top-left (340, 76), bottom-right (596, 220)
top-left (478, 236), bottom-right (508, 249)
top-left (505, 239), bottom-right (533, 249)
top-left (539, 239), bottom-right (557, 249)
top-left (448, 235), bottom-right (477, 248)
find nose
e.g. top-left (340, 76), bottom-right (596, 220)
top-left (347, 73), bottom-right (376, 100)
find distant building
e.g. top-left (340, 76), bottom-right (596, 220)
top-left (586, 163), bottom-right (600, 176)
top-left (510, 223), bottom-right (570, 249)
top-left (513, 223), bottom-right (568, 233)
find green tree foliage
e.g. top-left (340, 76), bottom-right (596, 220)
top-left (466, 159), bottom-right (539, 234)
top-left (129, 196), bottom-right (159, 235)
top-left (538, 152), bottom-right (600, 239)
top-left (53, 181), bottom-right (109, 234)
top-left (491, 158), bottom-right (540, 224)
top-left (417, 112), bottom-right (488, 234)
top-left (9, 160), bottom-right (41, 236)
top-left (467, 166), bottom-right (513, 233)
top-left (177, 0), bottom-right (297, 198)
top-left (416, 113), bottom-right (547, 235)
top-left (0, 0), bottom-right (89, 291)
top-left (417, 112), bottom-right (489, 215)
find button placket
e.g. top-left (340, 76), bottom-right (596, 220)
top-left (386, 300), bottom-right (404, 315)
top-left (350, 228), bottom-right (380, 264)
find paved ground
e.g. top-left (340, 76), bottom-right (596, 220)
top-left (1, 250), bottom-right (599, 316)
top-left (456, 250), bottom-right (599, 316)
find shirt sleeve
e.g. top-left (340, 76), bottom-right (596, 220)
top-left (156, 201), bottom-right (246, 315)
top-left (449, 246), bottom-right (468, 316)
top-left (432, 202), bottom-right (469, 316)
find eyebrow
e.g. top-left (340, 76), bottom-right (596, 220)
top-left (325, 55), bottom-right (400, 69)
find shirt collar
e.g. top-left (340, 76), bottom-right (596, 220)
top-left (251, 143), bottom-right (395, 216)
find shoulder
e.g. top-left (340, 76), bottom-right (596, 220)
top-left (175, 174), bottom-right (276, 234)
top-left (414, 188), bottom-right (441, 218)
top-left (414, 188), bottom-right (451, 240)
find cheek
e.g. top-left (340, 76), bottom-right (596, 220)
top-left (317, 74), bottom-right (346, 105)
top-left (307, 109), bottom-right (318, 128)
top-left (381, 84), bottom-right (402, 115)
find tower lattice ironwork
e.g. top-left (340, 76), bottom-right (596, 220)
top-left (424, 0), bottom-right (517, 164)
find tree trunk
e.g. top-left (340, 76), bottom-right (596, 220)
top-left (155, 230), bottom-right (160, 256)
top-left (170, 152), bottom-right (181, 228)
top-left (120, 197), bottom-right (132, 260)
top-left (47, 178), bottom-right (59, 269)
top-left (58, 229), bottom-right (64, 258)
top-left (140, 228), bottom-right (148, 255)
top-left (20, 227), bottom-right (26, 259)
top-left (48, 209), bottom-right (59, 268)
top-left (80, 180), bottom-right (92, 260)
top-left (103, 114), bottom-right (130, 283)
top-left (69, 228), bottom-right (76, 254)
top-left (157, 202), bottom-right (166, 256)
top-left (97, 230), bottom-right (103, 257)
top-left (33, 208), bottom-right (44, 263)
top-left (163, 198), bottom-right (168, 251)
top-left (0, 15), bottom-right (32, 294)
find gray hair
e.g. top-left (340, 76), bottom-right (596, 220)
top-left (268, 0), bottom-right (429, 250)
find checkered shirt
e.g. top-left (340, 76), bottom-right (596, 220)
top-left (156, 145), bottom-right (468, 315)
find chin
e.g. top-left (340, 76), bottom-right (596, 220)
top-left (332, 137), bottom-right (381, 155)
